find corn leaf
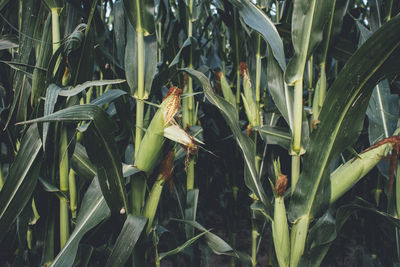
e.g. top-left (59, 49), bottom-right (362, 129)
top-left (4, 0), bottom-right (40, 128)
top-left (71, 143), bottom-right (96, 180)
top-left (285, 0), bottom-right (332, 85)
top-left (31, 13), bottom-right (52, 106)
top-left (174, 219), bottom-right (238, 257)
top-left (159, 230), bottom-right (210, 260)
top-left (42, 0), bottom-right (63, 9)
top-left (105, 215), bottom-right (147, 267)
top-left (58, 79), bottom-right (126, 97)
top-left (228, 0), bottom-right (285, 71)
top-left (288, 14), bottom-right (400, 222)
top-left (359, 22), bottom-right (400, 179)
top-left (254, 125), bottom-right (291, 150)
top-left (0, 124), bottom-right (42, 242)
top-left (51, 177), bottom-right (111, 267)
top-left (90, 89), bottom-right (127, 106)
top-left (266, 45), bottom-right (294, 131)
top-left (0, 35), bottom-right (18, 50)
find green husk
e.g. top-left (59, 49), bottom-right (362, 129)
top-left (134, 90), bottom-right (180, 175)
top-left (330, 142), bottom-right (393, 204)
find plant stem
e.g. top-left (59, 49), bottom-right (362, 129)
top-left (293, 79), bottom-right (303, 153)
top-left (50, 8), bottom-right (60, 54)
top-left (59, 126), bottom-right (69, 248)
top-left (275, 0), bottom-right (280, 23)
top-left (134, 29), bottom-right (145, 159)
top-left (291, 155), bottom-right (300, 194)
top-left (307, 56), bottom-right (313, 107)
top-left (69, 169), bottom-right (77, 219)
top-left (186, 158), bottom-right (195, 191)
top-left (184, 0), bottom-right (195, 193)
top-left (157, 21), bottom-right (162, 62)
top-left (132, 28), bottom-right (146, 222)
top-left (255, 34), bottom-right (262, 126)
top-left (251, 227), bottom-right (258, 266)
top-left (50, 8), bottom-right (61, 75)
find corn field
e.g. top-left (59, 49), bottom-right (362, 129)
top-left (1, 0), bottom-right (400, 266)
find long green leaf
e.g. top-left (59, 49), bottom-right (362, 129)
top-left (31, 14), bottom-right (52, 106)
top-left (90, 89), bottom-right (127, 106)
top-left (266, 45), bottom-right (293, 130)
top-left (51, 177), bottom-right (111, 267)
top-left (227, 0), bottom-right (286, 71)
top-left (285, 0), bottom-right (332, 84)
top-left (5, 0), bottom-right (40, 128)
top-left (288, 14), bottom-right (400, 222)
top-left (71, 143), bottom-right (96, 180)
top-left (181, 68), bottom-right (272, 219)
top-left (42, 84), bottom-right (61, 151)
top-left (0, 35), bottom-right (18, 50)
top-left (0, 124), bottom-right (42, 242)
top-left (105, 215), bottom-right (147, 267)
top-left (174, 219), bottom-right (238, 257)
top-left (42, 0), bottom-right (63, 9)
top-left (159, 230), bottom-right (210, 260)
top-left (58, 79), bottom-right (126, 97)
top-left (360, 22), bottom-right (399, 178)
top-left (254, 125), bottom-right (291, 150)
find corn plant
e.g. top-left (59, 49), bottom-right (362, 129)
top-left (1, 0), bottom-right (400, 266)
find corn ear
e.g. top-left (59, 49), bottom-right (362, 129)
top-left (216, 72), bottom-right (236, 107)
top-left (271, 158), bottom-right (290, 267)
top-left (240, 62), bottom-right (258, 126)
top-left (290, 215), bottom-right (309, 267)
top-left (135, 87), bottom-right (181, 175)
top-left (143, 150), bottom-right (175, 234)
top-left (330, 142), bottom-right (392, 204)
top-left (272, 196), bottom-right (290, 267)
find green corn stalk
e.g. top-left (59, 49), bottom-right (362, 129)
top-left (69, 169), bottom-right (77, 219)
top-left (181, 0), bottom-right (196, 192)
top-left (46, 1), bottom-right (71, 248)
top-left (59, 125), bottom-right (69, 248)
